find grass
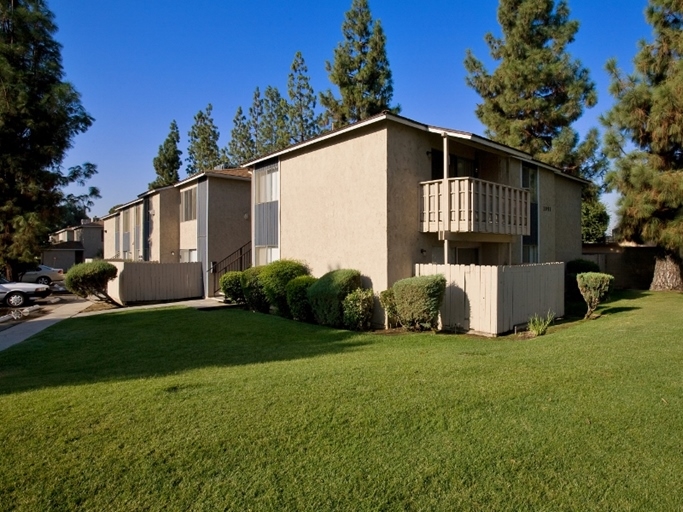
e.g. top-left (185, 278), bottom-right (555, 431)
top-left (1, 291), bottom-right (682, 510)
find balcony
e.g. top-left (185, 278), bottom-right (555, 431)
top-left (420, 177), bottom-right (530, 235)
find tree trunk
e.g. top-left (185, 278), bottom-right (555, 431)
top-left (650, 252), bottom-right (683, 291)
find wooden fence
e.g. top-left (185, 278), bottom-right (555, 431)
top-left (107, 261), bottom-right (203, 305)
top-left (415, 263), bottom-right (565, 336)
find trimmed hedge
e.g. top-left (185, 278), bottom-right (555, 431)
top-left (392, 275), bottom-right (446, 330)
top-left (286, 275), bottom-right (318, 323)
top-left (65, 261), bottom-right (119, 305)
top-left (577, 272), bottom-right (614, 319)
top-left (342, 288), bottom-right (374, 331)
top-left (240, 266), bottom-right (270, 313)
top-left (219, 271), bottom-right (245, 304)
top-left (307, 269), bottom-right (362, 327)
top-left (566, 259), bottom-right (601, 303)
top-left (259, 259), bottom-right (310, 317)
top-left (379, 288), bottom-right (399, 328)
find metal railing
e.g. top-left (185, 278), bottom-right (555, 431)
top-left (211, 241), bottom-right (252, 295)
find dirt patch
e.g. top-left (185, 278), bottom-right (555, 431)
top-left (81, 301), bottom-right (119, 313)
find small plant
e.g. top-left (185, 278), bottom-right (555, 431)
top-left (565, 258), bottom-right (601, 303)
top-left (379, 288), bottom-right (399, 328)
top-left (577, 272), bottom-right (614, 319)
top-left (527, 310), bottom-right (555, 337)
top-left (307, 269), bottom-right (362, 327)
top-left (219, 271), bottom-right (244, 304)
top-left (259, 259), bottom-right (310, 317)
top-left (286, 275), bottom-right (318, 322)
top-left (392, 275), bottom-right (446, 331)
top-left (342, 288), bottom-right (374, 331)
top-left (240, 266), bottom-right (270, 314)
top-left (65, 261), bottom-right (120, 306)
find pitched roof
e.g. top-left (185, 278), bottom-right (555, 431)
top-left (45, 241), bottom-right (84, 251)
top-left (175, 168), bottom-right (251, 188)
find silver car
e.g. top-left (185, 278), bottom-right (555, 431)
top-left (19, 264), bottom-right (65, 285)
top-left (0, 277), bottom-right (51, 307)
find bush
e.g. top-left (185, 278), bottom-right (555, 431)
top-left (219, 271), bottom-right (245, 304)
top-left (577, 272), bottom-right (614, 319)
top-left (259, 259), bottom-right (310, 317)
top-left (566, 259), bottom-right (602, 303)
top-left (379, 288), bottom-right (399, 328)
top-left (65, 261), bottom-right (120, 306)
top-left (527, 310), bottom-right (555, 337)
top-left (286, 275), bottom-right (318, 322)
top-left (342, 288), bottom-right (374, 331)
top-left (307, 269), bottom-right (362, 327)
top-left (240, 266), bottom-right (270, 313)
top-left (392, 275), bottom-right (446, 331)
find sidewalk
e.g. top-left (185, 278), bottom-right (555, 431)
top-left (0, 297), bottom-right (228, 352)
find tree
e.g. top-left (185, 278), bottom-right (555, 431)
top-left (0, 0), bottom-right (98, 280)
top-left (601, 0), bottom-right (683, 290)
top-left (258, 85), bottom-right (291, 153)
top-left (581, 199), bottom-right (609, 243)
top-left (249, 87), bottom-right (265, 156)
top-left (320, 0), bottom-right (400, 129)
top-left (288, 52), bottom-right (320, 144)
top-left (464, 0), bottom-right (608, 242)
top-left (149, 120), bottom-right (182, 189)
top-left (226, 106), bottom-right (255, 166)
top-left (186, 104), bottom-right (224, 175)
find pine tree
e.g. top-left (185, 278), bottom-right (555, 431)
top-left (258, 86), bottom-right (291, 153)
top-left (226, 106), bottom-right (255, 166)
top-left (186, 103), bottom-right (223, 175)
top-left (288, 52), bottom-right (320, 144)
top-left (0, 0), bottom-right (98, 279)
top-left (249, 88), bottom-right (265, 156)
top-left (320, 0), bottom-right (400, 129)
top-left (464, 0), bottom-right (608, 241)
top-left (149, 120), bottom-right (182, 189)
top-left (601, 0), bottom-right (683, 290)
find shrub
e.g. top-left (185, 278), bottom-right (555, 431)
top-left (566, 259), bottom-right (601, 303)
top-left (286, 275), bottom-right (318, 322)
top-left (259, 259), bottom-right (310, 317)
top-left (65, 261), bottom-right (120, 306)
top-left (392, 275), bottom-right (446, 331)
top-left (307, 269), bottom-right (362, 327)
top-left (577, 272), bottom-right (614, 319)
top-left (240, 266), bottom-right (270, 313)
top-left (379, 288), bottom-right (399, 328)
top-left (342, 288), bottom-right (374, 331)
top-left (219, 271), bottom-right (244, 304)
top-left (527, 310), bottom-right (555, 337)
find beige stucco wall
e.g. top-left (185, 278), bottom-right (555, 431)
top-left (554, 175), bottom-right (583, 262)
top-left (150, 188), bottom-right (180, 262)
top-left (178, 184), bottom-right (198, 251)
top-left (103, 216), bottom-right (118, 259)
top-left (207, 177), bottom-right (251, 267)
top-left (76, 226), bottom-right (103, 258)
top-left (538, 167), bottom-right (557, 263)
top-left (280, 122), bottom-right (389, 296)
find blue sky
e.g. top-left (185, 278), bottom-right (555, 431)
top-left (51, 0), bottom-right (651, 221)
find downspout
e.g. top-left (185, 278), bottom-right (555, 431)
top-left (442, 133), bottom-right (450, 265)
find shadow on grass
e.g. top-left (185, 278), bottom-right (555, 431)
top-left (0, 307), bottom-right (370, 395)
top-left (598, 306), bottom-right (641, 315)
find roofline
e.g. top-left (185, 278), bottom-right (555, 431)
top-left (101, 211), bottom-right (119, 220)
top-left (174, 170), bottom-right (251, 188)
top-left (242, 112), bottom-right (590, 184)
top-left (138, 184), bottom-right (175, 198)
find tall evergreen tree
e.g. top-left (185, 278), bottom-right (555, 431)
top-left (0, 0), bottom-right (98, 279)
top-left (186, 103), bottom-right (223, 175)
top-left (320, 0), bottom-right (400, 129)
top-left (288, 52), bottom-right (320, 144)
top-left (258, 85), bottom-right (291, 153)
top-left (249, 88), bottom-right (265, 157)
top-left (149, 120), bottom-right (182, 189)
top-left (226, 106), bottom-right (255, 166)
top-left (464, 0), bottom-right (608, 241)
top-left (602, 0), bottom-right (683, 290)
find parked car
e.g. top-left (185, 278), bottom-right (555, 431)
top-left (0, 278), bottom-right (51, 307)
top-left (19, 264), bottom-right (64, 285)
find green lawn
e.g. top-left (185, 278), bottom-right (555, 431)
top-left (1, 291), bottom-right (682, 511)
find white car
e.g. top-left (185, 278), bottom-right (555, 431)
top-left (19, 264), bottom-right (64, 285)
top-left (0, 277), bottom-right (51, 307)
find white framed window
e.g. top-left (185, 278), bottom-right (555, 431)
top-left (180, 188), bottom-right (197, 222)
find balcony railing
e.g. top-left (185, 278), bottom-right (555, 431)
top-left (420, 177), bottom-right (530, 235)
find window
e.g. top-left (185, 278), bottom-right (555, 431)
top-left (254, 160), bottom-right (279, 264)
top-left (179, 249), bottom-right (198, 262)
top-left (181, 188), bottom-right (197, 222)
top-left (431, 149), bottom-right (478, 180)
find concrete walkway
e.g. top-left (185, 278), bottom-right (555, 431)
top-left (0, 297), bottom-right (228, 352)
